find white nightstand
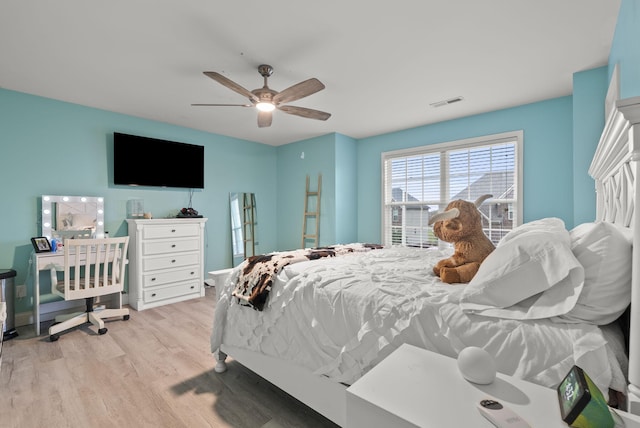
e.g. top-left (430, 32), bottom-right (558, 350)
top-left (346, 344), bottom-right (640, 427)
top-left (207, 268), bottom-right (233, 288)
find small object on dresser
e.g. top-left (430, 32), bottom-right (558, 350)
top-left (126, 199), bottom-right (145, 219)
top-left (177, 207), bottom-right (202, 218)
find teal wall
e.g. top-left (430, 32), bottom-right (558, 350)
top-left (0, 89), bottom-right (279, 314)
top-left (334, 134), bottom-right (358, 244)
top-left (274, 132), bottom-right (357, 250)
top-left (355, 97), bottom-right (575, 244)
top-left (572, 67), bottom-right (608, 226)
top-left (276, 133), bottom-right (337, 250)
top-left (609, 0), bottom-right (640, 98)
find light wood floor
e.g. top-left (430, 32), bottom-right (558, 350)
top-left (0, 287), bottom-right (339, 428)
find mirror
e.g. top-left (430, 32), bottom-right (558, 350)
top-left (41, 195), bottom-right (105, 240)
top-left (230, 192), bottom-right (258, 267)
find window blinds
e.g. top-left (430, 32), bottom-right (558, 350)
top-left (383, 134), bottom-right (520, 247)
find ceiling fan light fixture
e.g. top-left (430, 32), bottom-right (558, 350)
top-left (256, 102), bottom-right (275, 112)
top-left (197, 65), bottom-right (330, 127)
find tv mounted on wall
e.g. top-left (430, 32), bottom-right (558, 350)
top-left (113, 132), bottom-right (205, 189)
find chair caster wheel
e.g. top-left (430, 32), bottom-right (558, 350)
top-left (123, 314), bottom-right (130, 321)
top-left (98, 328), bottom-right (108, 335)
top-left (49, 334), bottom-right (59, 342)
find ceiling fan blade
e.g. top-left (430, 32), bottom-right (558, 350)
top-left (257, 111), bottom-right (272, 128)
top-left (203, 71), bottom-right (259, 103)
top-left (191, 103), bottom-right (252, 107)
top-left (278, 105), bottom-right (331, 121)
top-left (272, 78), bottom-right (325, 105)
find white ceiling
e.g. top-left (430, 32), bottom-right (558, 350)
top-left (0, 1), bottom-right (621, 146)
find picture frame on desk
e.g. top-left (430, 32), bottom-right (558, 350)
top-left (30, 236), bottom-right (51, 253)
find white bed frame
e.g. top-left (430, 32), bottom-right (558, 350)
top-left (590, 95), bottom-right (640, 415)
top-left (215, 96), bottom-right (640, 426)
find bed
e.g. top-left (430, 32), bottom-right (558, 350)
top-left (210, 95), bottom-right (640, 426)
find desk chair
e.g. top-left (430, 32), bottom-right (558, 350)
top-left (48, 237), bottom-right (130, 342)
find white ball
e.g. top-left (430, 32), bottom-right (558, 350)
top-left (457, 346), bottom-right (496, 385)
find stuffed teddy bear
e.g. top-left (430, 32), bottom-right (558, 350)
top-left (428, 195), bottom-right (495, 284)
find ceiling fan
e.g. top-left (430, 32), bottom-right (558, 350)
top-left (192, 64), bottom-right (331, 128)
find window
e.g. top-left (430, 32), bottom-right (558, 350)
top-left (382, 131), bottom-right (523, 247)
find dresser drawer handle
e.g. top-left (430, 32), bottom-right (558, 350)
top-left (171, 229), bottom-right (176, 233)
top-left (151, 277), bottom-right (156, 282)
top-left (190, 271), bottom-right (195, 275)
top-left (171, 259), bottom-right (176, 263)
top-left (171, 244), bottom-right (176, 248)
top-left (151, 293), bottom-right (157, 297)
top-left (190, 285), bottom-right (195, 289)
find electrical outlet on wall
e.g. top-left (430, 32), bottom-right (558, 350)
top-left (16, 284), bottom-right (27, 298)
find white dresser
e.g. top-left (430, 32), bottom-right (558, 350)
top-left (126, 218), bottom-right (207, 310)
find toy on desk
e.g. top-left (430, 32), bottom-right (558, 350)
top-left (457, 346), bottom-right (496, 385)
top-left (556, 365), bottom-right (614, 428)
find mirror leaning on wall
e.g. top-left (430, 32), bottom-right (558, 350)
top-left (230, 192), bottom-right (258, 267)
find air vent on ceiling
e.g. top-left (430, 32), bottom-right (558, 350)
top-left (430, 96), bottom-right (464, 108)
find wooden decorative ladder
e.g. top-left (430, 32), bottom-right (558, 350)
top-left (243, 192), bottom-right (257, 258)
top-left (302, 174), bottom-right (322, 248)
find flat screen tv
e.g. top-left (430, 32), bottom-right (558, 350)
top-left (113, 132), bottom-right (205, 189)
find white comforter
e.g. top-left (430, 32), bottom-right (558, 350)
top-left (211, 246), bottom-right (625, 394)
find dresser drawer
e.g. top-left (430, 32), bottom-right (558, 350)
top-left (143, 238), bottom-right (199, 256)
top-left (143, 267), bottom-right (199, 288)
top-left (143, 281), bottom-right (200, 303)
top-left (143, 253), bottom-right (200, 271)
top-left (142, 223), bottom-right (200, 240)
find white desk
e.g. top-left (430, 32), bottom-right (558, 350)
top-left (31, 249), bottom-right (123, 336)
top-left (346, 344), bottom-right (640, 428)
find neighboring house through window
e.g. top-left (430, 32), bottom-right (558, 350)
top-left (382, 131), bottom-right (523, 247)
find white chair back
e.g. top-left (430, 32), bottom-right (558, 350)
top-left (56, 237), bottom-right (129, 301)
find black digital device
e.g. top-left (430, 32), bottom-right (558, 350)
top-left (556, 365), bottom-right (613, 427)
top-left (177, 207), bottom-right (202, 218)
top-left (113, 132), bottom-right (205, 189)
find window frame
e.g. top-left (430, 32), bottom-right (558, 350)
top-left (380, 130), bottom-right (524, 246)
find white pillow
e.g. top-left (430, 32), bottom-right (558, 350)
top-left (498, 217), bottom-right (566, 245)
top-left (459, 218), bottom-right (585, 320)
top-left (558, 222), bottom-right (632, 325)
